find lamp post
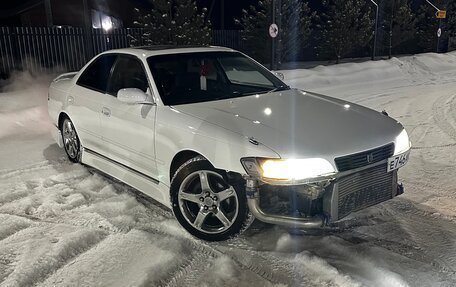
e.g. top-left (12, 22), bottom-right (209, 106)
top-left (389, 1), bottom-right (393, 59)
top-left (426, 0), bottom-right (443, 53)
top-left (271, 0), bottom-right (276, 70)
top-left (369, 0), bottom-right (379, 60)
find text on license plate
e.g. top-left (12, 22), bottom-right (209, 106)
top-left (387, 150), bottom-right (410, 172)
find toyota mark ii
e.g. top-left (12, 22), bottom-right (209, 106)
top-left (48, 46), bottom-right (411, 241)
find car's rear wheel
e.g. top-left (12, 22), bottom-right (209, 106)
top-left (61, 118), bottom-right (81, 163)
top-left (170, 156), bottom-right (251, 241)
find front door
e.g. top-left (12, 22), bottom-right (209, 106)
top-left (100, 54), bottom-right (158, 180)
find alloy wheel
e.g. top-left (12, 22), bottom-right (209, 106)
top-left (178, 170), bottom-right (239, 234)
top-left (62, 119), bottom-right (80, 161)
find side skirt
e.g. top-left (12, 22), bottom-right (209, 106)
top-left (81, 148), bottom-right (171, 208)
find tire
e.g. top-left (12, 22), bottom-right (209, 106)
top-left (170, 156), bottom-right (252, 241)
top-left (61, 117), bottom-right (81, 163)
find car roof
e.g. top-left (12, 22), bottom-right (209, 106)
top-left (102, 46), bottom-right (236, 59)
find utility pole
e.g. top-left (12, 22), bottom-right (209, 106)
top-left (425, 0), bottom-right (444, 53)
top-left (271, 0), bottom-right (276, 70)
top-left (276, 0), bottom-right (281, 69)
top-left (369, 0), bottom-right (379, 60)
top-left (389, 0), bottom-right (394, 59)
top-left (437, 19), bottom-right (442, 52)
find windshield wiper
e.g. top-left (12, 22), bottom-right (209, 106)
top-left (267, 85), bottom-right (290, 94)
top-left (232, 91), bottom-right (264, 96)
top-left (231, 85), bottom-right (290, 97)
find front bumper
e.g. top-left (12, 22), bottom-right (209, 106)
top-left (245, 161), bottom-right (403, 229)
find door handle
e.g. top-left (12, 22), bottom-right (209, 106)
top-left (101, 107), bottom-right (111, 117)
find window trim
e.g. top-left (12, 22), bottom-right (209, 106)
top-left (106, 54), bottom-right (150, 97)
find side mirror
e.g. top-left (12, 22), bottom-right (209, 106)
top-left (273, 71), bottom-right (285, 81)
top-left (117, 88), bottom-right (149, 104)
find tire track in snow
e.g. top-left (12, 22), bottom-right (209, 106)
top-left (131, 224), bottom-right (277, 286)
top-left (0, 224), bottom-right (109, 287)
top-left (412, 143), bottom-right (456, 150)
top-left (341, 199), bottom-right (456, 277)
top-left (214, 245), bottom-right (306, 285)
top-left (159, 253), bottom-right (214, 287)
top-left (452, 92), bottom-right (456, 124)
top-left (33, 233), bottom-right (110, 287)
top-left (384, 202), bottom-right (456, 275)
top-left (0, 161), bottom-right (53, 179)
top-left (0, 215), bottom-right (33, 242)
top-left (0, 189), bottom-right (33, 208)
top-left (432, 93), bottom-right (456, 141)
top-left (138, 222), bottom-right (292, 286)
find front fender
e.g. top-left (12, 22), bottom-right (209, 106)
top-left (155, 107), bottom-right (280, 186)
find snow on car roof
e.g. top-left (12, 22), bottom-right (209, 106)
top-left (133, 45), bottom-right (210, 51)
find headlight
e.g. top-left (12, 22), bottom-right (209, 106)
top-left (241, 158), bottom-right (336, 181)
top-left (394, 129), bottom-right (411, 155)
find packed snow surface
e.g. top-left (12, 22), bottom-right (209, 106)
top-left (2, 52), bottom-right (456, 286)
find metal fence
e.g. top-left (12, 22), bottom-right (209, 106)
top-left (0, 27), bottom-right (242, 78)
top-left (0, 26), bottom-right (86, 76)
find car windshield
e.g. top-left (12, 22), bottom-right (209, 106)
top-left (147, 51), bottom-right (289, 105)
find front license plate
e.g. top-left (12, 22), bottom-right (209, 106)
top-left (387, 150), bottom-right (410, 172)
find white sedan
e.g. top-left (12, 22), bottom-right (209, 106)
top-left (48, 46), bottom-right (411, 241)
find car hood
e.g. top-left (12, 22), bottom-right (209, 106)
top-left (173, 89), bottom-right (403, 166)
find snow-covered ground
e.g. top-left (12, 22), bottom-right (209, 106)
top-left (1, 52), bottom-right (456, 286)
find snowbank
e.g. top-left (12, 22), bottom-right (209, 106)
top-left (281, 52), bottom-right (456, 91)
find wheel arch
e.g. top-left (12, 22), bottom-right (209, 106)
top-left (58, 112), bottom-right (69, 130)
top-left (57, 112), bottom-right (85, 147)
top-left (170, 150), bottom-right (211, 181)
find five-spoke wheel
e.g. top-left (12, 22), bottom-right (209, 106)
top-left (171, 157), bottom-right (251, 241)
top-left (61, 118), bottom-right (80, 163)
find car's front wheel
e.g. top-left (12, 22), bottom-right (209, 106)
top-left (61, 117), bottom-right (81, 163)
top-left (170, 157), bottom-right (251, 241)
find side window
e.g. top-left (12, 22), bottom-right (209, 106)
top-left (108, 55), bottom-right (149, 96)
top-left (77, 54), bottom-right (117, 92)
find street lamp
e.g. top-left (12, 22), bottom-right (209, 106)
top-left (102, 17), bottom-right (113, 32)
top-left (369, 0), bottom-right (379, 60)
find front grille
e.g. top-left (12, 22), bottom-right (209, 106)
top-left (337, 164), bottom-right (393, 219)
top-left (335, 143), bottom-right (394, 172)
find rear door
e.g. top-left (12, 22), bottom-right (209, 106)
top-left (68, 54), bottom-right (117, 154)
top-left (100, 54), bottom-right (158, 179)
